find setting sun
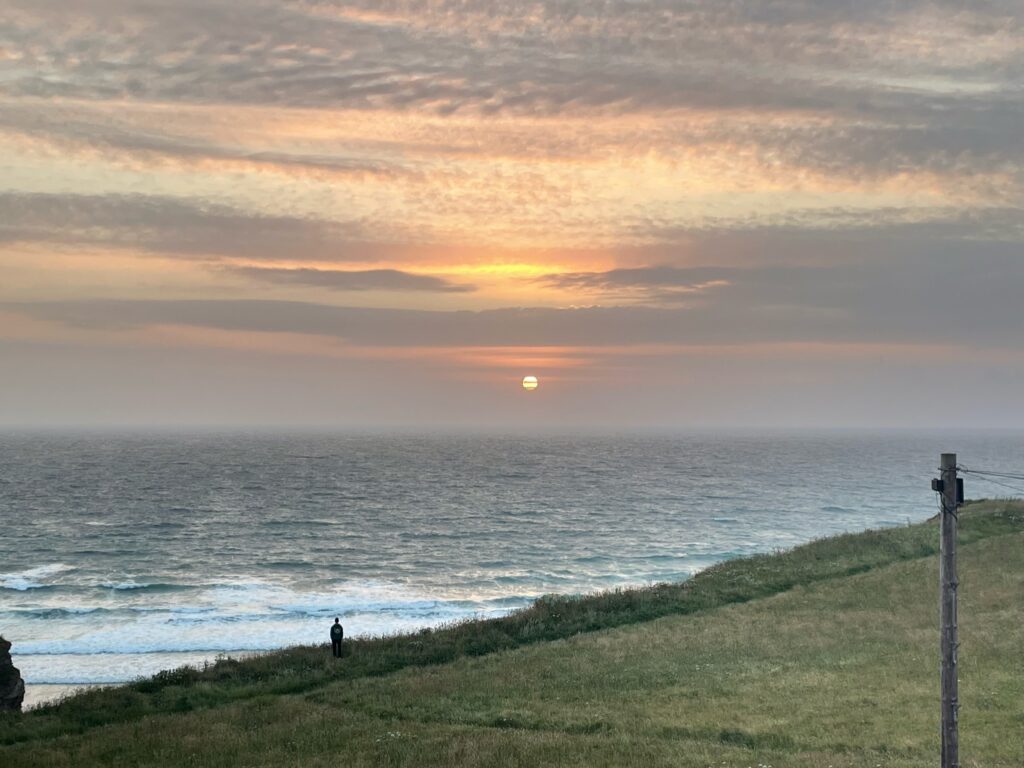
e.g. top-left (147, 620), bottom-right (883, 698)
top-left (522, 375), bottom-right (539, 391)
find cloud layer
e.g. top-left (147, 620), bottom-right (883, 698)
top-left (227, 266), bottom-right (474, 292)
top-left (1, 0), bottom-right (1022, 425)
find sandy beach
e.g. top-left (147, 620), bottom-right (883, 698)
top-left (22, 683), bottom-right (115, 710)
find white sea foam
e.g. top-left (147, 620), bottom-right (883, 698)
top-left (8, 579), bottom-right (526, 683)
top-left (97, 580), bottom-right (155, 590)
top-left (0, 563), bottom-right (74, 591)
top-left (4, 578), bottom-right (525, 661)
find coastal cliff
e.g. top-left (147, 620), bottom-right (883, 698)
top-left (0, 637), bottom-right (25, 712)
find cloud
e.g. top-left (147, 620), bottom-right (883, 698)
top-left (3, 97), bottom-right (1022, 191)
top-left (8, 248), bottom-right (1024, 352)
top-left (622, 206), bottom-right (1024, 253)
top-left (226, 265), bottom-right (475, 292)
top-left (2, 0), bottom-right (1021, 222)
top-left (0, 192), bottom-right (376, 261)
top-left (536, 256), bottom-right (1024, 327)
top-left (0, 105), bottom-right (415, 181)
top-left (2, 0), bottom-right (1020, 122)
top-left (539, 266), bottom-right (731, 304)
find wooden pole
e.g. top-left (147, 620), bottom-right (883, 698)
top-left (939, 452), bottom-right (959, 768)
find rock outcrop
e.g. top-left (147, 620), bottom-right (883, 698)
top-left (0, 636), bottom-right (25, 712)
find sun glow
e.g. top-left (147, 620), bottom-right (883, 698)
top-left (522, 375), bottom-right (539, 391)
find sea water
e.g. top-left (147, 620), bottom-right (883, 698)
top-left (2, 430), bottom-right (1023, 687)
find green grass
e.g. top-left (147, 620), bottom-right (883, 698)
top-left (2, 500), bottom-right (1023, 766)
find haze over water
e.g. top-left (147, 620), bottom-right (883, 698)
top-left (3, 430), bottom-right (1023, 687)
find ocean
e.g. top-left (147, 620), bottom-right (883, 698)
top-left (2, 430), bottom-right (1023, 689)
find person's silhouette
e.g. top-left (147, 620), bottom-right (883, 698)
top-left (330, 617), bottom-right (344, 658)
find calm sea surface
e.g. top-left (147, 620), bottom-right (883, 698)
top-left (2, 431), bottom-right (1023, 685)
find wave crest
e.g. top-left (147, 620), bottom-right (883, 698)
top-left (0, 563), bottom-right (74, 591)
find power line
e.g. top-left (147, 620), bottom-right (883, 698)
top-left (962, 473), bottom-right (1024, 497)
top-left (957, 465), bottom-right (1024, 482)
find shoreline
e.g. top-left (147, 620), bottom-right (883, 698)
top-left (23, 684), bottom-right (115, 710)
top-left (17, 649), bottom-right (264, 709)
top-left (12, 502), bottom-right (1021, 716)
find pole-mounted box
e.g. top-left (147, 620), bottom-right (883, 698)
top-left (931, 478), bottom-right (964, 505)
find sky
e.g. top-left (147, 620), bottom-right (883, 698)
top-left (1, 0), bottom-right (1022, 429)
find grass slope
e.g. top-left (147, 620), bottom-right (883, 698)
top-left (2, 500), bottom-right (1023, 766)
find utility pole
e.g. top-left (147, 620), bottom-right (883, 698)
top-left (938, 453), bottom-right (959, 768)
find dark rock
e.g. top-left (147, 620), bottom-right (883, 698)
top-left (0, 636), bottom-right (25, 712)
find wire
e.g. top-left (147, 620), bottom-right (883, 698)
top-left (952, 464), bottom-right (1024, 495)
top-left (963, 470), bottom-right (1024, 482)
top-left (958, 465), bottom-right (1024, 482)
top-left (962, 473), bottom-right (1024, 497)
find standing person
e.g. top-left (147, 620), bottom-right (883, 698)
top-left (330, 617), bottom-right (344, 658)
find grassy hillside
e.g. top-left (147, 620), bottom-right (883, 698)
top-left (2, 500), bottom-right (1023, 767)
